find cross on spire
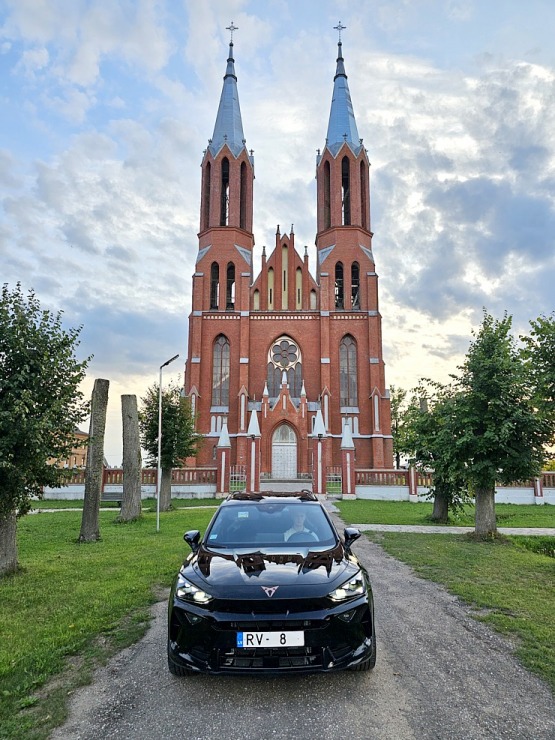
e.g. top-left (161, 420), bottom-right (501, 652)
top-left (226, 21), bottom-right (238, 42)
top-left (334, 21), bottom-right (346, 42)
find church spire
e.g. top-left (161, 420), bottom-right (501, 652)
top-left (325, 24), bottom-right (361, 156)
top-left (209, 27), bottom-right (246, 158)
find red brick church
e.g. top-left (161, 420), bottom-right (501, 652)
top-left (184, 30), bottom-right (393, 492)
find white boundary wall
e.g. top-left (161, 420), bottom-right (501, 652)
top-left (41, 482), bottom-right (555, 504)
top-left (355, 484), bottom-right (554, 505)
top-left (43, 484), bottom-right (216, 500)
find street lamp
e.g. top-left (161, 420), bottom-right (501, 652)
top-left (156, 353), bottom-right (179, 532)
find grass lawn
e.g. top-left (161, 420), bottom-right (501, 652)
top-left (335, 499), bottom-right (555, 527)
top-left (0, 507), bottom-right (216, 740)
top-left (366, 531), bottom-right (555, 693)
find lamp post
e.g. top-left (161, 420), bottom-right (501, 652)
top-left (156, 353), bottom-right (179, 532)
top-left (317, 433), bottom-right (323, 495)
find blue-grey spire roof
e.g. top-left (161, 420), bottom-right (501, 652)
top-left (325, 41), bottom-right (362, 156)
top-left (209, 41), bottom-right (246, 158)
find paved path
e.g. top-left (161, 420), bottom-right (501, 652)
top-left (351, 523), bottom-right (555, 536)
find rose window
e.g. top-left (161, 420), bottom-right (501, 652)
top-left (267, 336), bottom-right (303, 398)
top-left (272, 340), bottom-right (299, 367)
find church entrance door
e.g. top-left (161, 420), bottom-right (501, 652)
top-left (271, 424), bottom-right (297, 478)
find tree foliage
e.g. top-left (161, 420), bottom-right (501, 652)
top-left (139, 381), bottom-right (201, 470)
top-left (0, 283), bottom-right (90, 519)
top-left (400, 311), bottom-right (551, 533)
top-left (454, 312), bottom-right (548, 488)
top-left (399, 382), bottom-right (469, 521)
top-left (389, 384), bottom-right (409, 469)
top-left (449, 311), bottom-right (550, 535)
top-left (520, 313), bottom-right (555, 446)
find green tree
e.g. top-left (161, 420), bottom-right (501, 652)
top-left (139, 381), bottom-right (201, 511)
top-left (400, 382), bottom-right (469, 523)
top-left (521, 313), bottom-right (555, 447)
top-left (0, 283), bottom-right (89, 575)
top-left (390, 384), bottom-right (409, 469)
top-left (451, 311), bottom-right (549, 536)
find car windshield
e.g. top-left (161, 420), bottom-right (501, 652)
top-left (205, 502), bottom-right (337, 548)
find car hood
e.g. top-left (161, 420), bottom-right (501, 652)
top-left (186, 542), bottom-right (359, 597)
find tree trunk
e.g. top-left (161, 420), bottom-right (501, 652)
top-left (79, 378), bottom-right (109, 542)
top-left (431, 492), bottom-right (449, 523)
top-left (160, 467), bottom-right (172, 512)
top-left (119, 394), bottom-right (142, 522)
top-left (475, 485), bottom-right (497, 537)
top-left (0, 510), bottom-right (18, 577)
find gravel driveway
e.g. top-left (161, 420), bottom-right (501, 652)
top-left (51, 524), bottom-right (555, 740)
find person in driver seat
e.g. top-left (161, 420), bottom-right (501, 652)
top-left (284, 511), bottom-right (311, 541)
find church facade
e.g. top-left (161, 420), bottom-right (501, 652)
top-left (184, 35), bottom-right (393, 487)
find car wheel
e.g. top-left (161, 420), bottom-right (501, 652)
top-left (350, 634), bottom-right (376, 672)
top-left (167, 647), bottom-right (195, 676)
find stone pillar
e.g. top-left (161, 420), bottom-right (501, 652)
top-left (313, 410), bottom-right (327, 498)
top-left (246, 411), bottom-right (261, 493)
top-left (408, 465), bottom-right (419, 503)
top-left (216, 421), bottom-right (231, 498)
top-left (534, 475), bottom-right (544, 505)
top-left (341, 422), bottom-right (356, 500)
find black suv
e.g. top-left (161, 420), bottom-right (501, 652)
top-left (167, 491), bottom-right (376, 674)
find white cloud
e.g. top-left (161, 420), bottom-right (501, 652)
top-left (16, 45), bottom-right (49, 77)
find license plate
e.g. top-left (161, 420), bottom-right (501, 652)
top-left (236, 631), bottom-right (305, 648)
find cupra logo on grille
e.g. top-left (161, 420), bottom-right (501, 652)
top-left (261, 586), bottom-right (279, 597)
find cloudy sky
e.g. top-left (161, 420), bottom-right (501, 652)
top-left (2, 0), bottom-right (555, 465)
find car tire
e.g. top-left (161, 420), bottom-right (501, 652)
top-left (350, 634), bottom-right (376, 672)
top-left (168, 649), bottom-right (195, 676)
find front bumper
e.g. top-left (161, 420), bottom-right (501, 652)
top-left (168, 595), bottom-right (375, 674)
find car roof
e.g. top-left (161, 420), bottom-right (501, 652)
top-left (224, 490), bottom-right (317, 504)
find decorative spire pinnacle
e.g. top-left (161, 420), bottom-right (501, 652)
top-left (209, 26), bottom-right (247, 158)
top-left (325, 24), bottom-right (361, 156)
top-left (333, 21), bottom-right (346, 42)
top-left (226, 21), bottom-right (238, 42)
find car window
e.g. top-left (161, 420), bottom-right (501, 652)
top-left (205, 503), bottom-right (336, 548)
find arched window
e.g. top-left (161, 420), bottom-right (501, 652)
top-left (360, 161), bottom-right (368, 230)
top-left (340, 335), bottom-right (357, 407)
top-left (253, 289), bottom-right (260, 310)
top-left (220, 158), bottom-right (229, 226)
top-left (267, 336), bottom-right (302, 398)
top-left (212, 335), bottom-right (230, 406)
top-left (226, 262), bottom-right (235, 310)
top-left (324, 160), bottom-right (331, 229)
top-left (310, 289), bottom-right (317, 309)
top-left (268, 268), bottom-right (274, 310)
top-left (335, 262), bottom-right (344, 309)
top-left (210, 262), bottom-right (219, 310)
top-left (282, 244), bottom-right (288, 309)
top-left (342, 156), bottom-right (351, 226)
top-left (296, 267), bottom-right (302, 309)
top-left (203, 161), bottom-right (211, 230)
top-left (351, 262), bottom-right (360, 309)
top-left (240, 161), bottom-right (247, 230)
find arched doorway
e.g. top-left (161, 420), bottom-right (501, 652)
top-left (271, 424), bottom-right (297, 479)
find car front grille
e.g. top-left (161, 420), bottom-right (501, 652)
top-left (211, 597), bottom-right (328, 614)
top-left (218, 645), bottom-right (325, 670)
top-left (214, 619), bottom-right (327, 632)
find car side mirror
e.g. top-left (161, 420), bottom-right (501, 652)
top-left (184, 530), bottom-right (201, 553)
top-left (344, 527), bottom-right (361, 552)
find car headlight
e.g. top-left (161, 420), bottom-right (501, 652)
top-left (329, 572), bottom-right (365, 602)
top-left (175, 573), bottom-right (213, 604)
